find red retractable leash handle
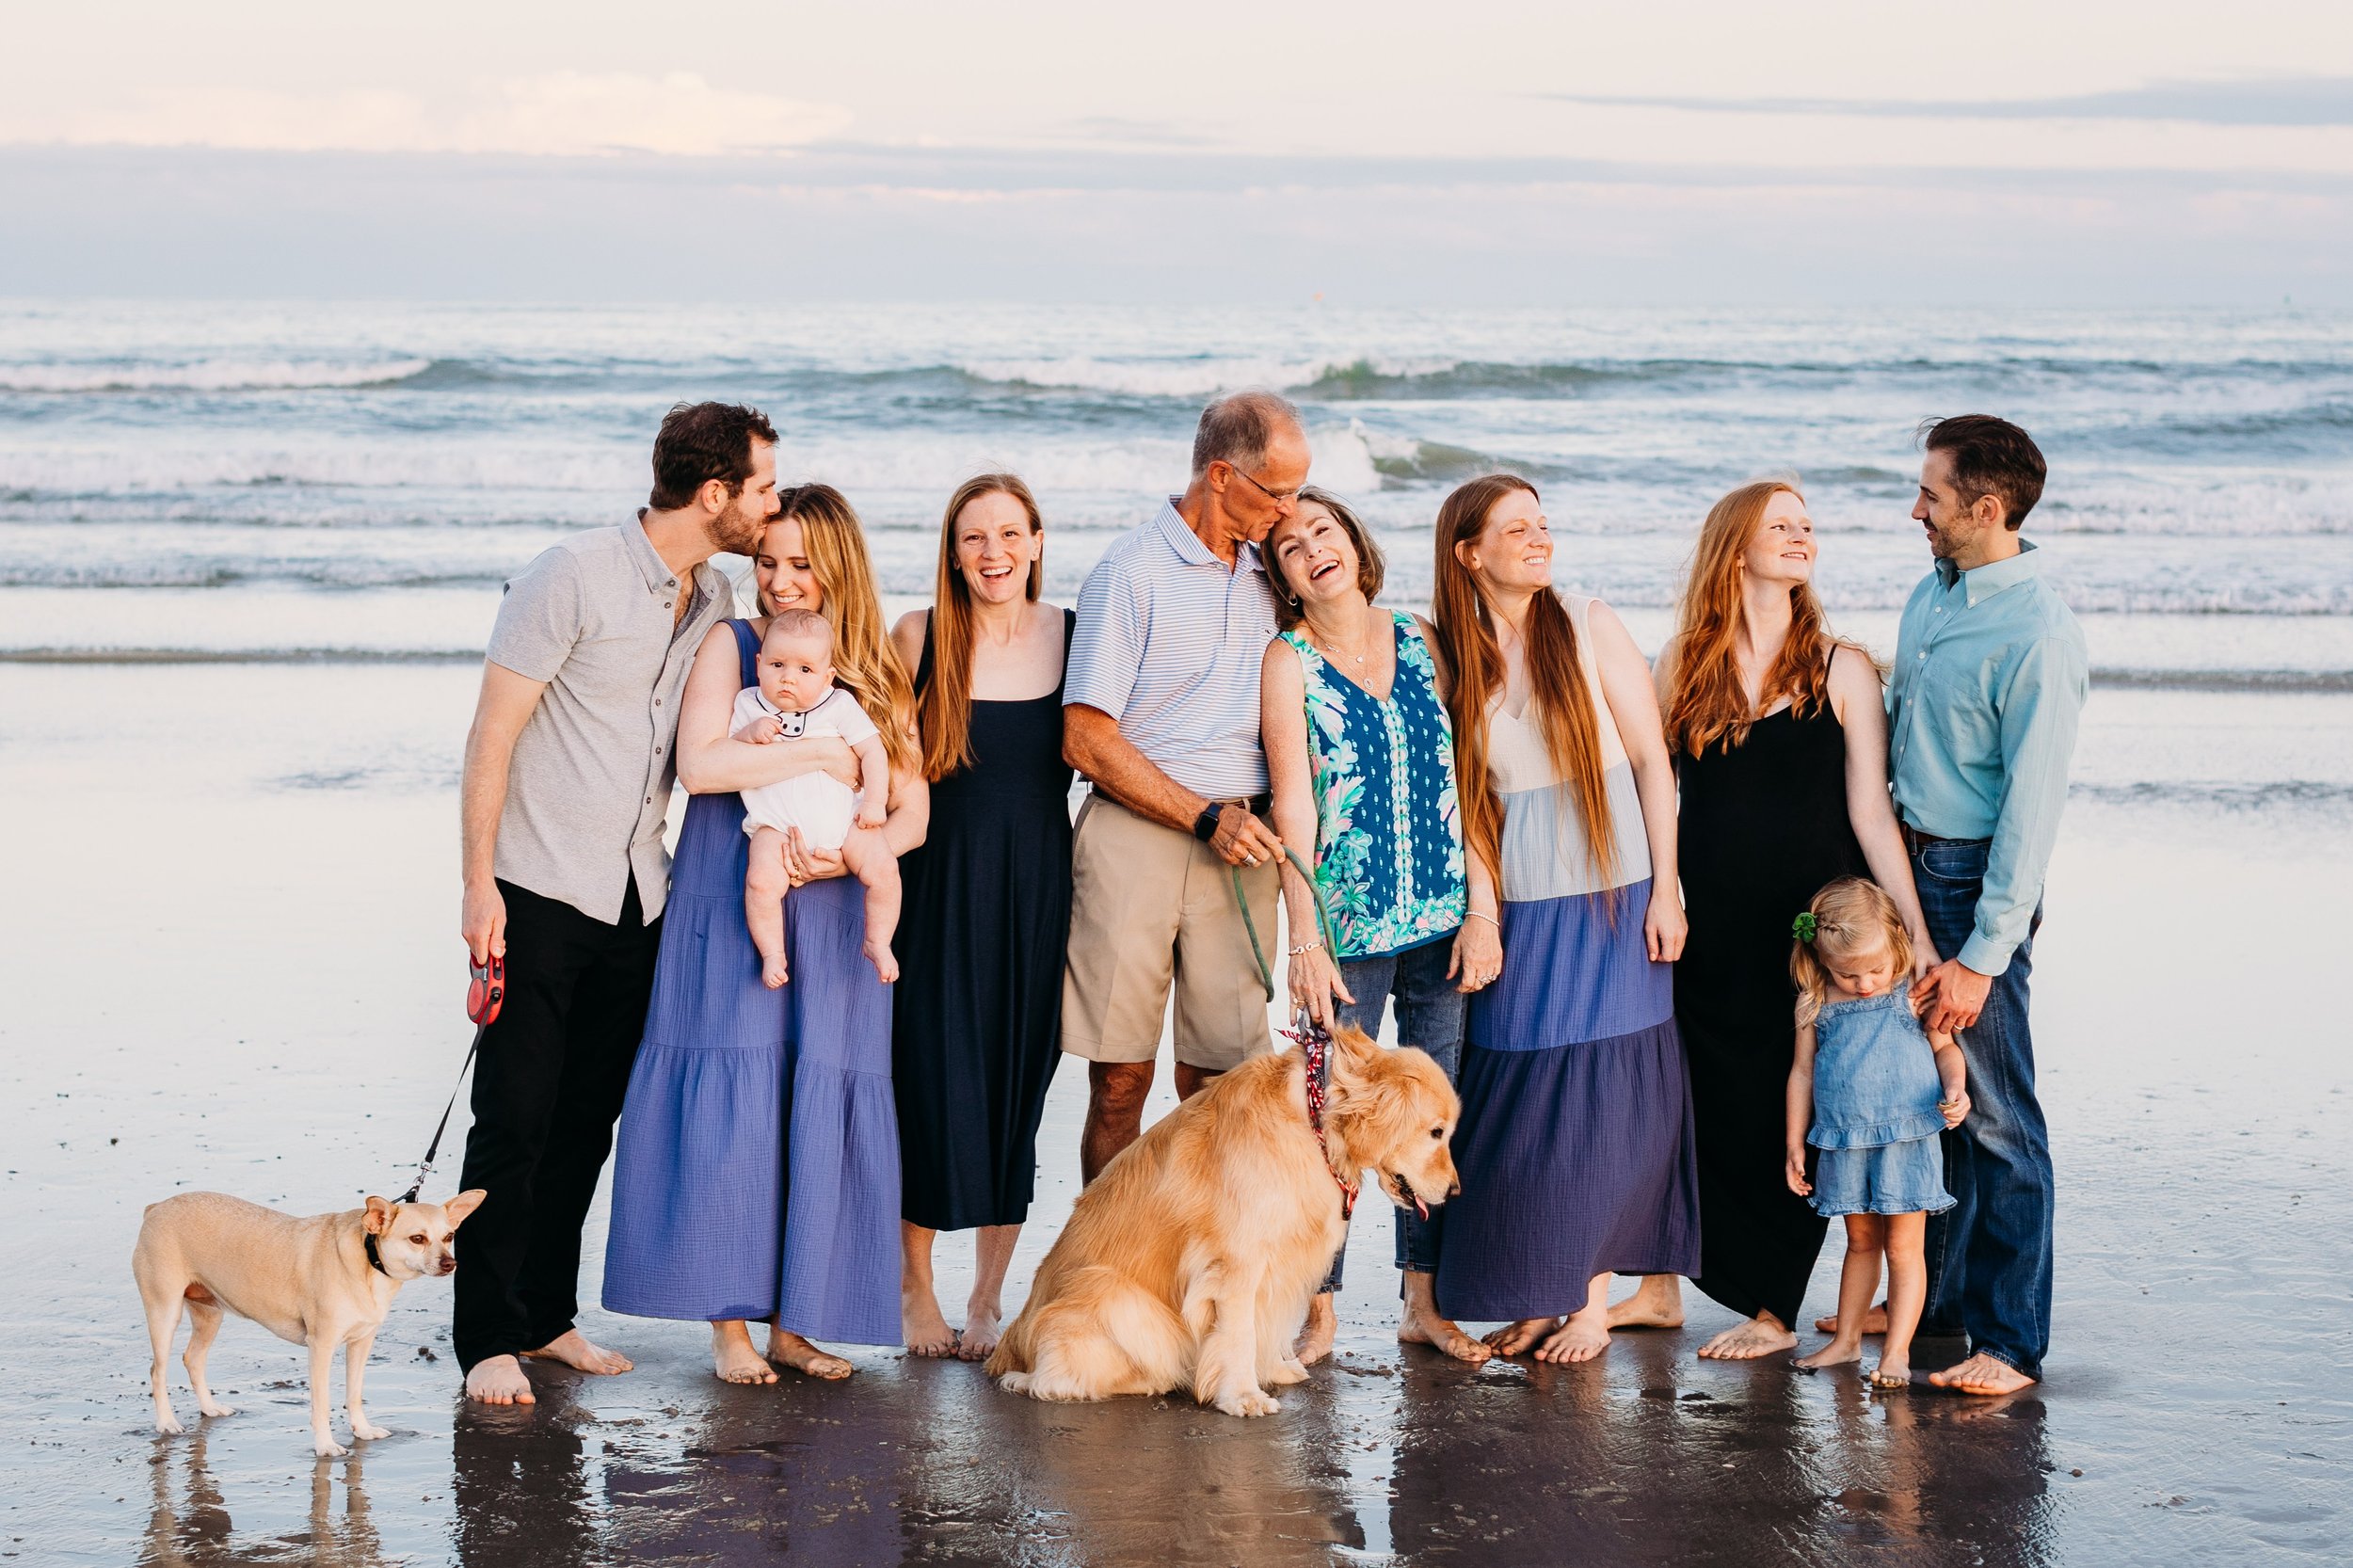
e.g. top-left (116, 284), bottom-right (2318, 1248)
top-left (396, 953), bottom-right (505, 1204)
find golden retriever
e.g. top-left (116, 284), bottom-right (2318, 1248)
top-left (987, 1026), bottom-right (1458, 1416)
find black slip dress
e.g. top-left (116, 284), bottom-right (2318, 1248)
top-left (1674, 648), bottom-right (1867, 1327)
top-left (889, 609), bottom-right (1076, 1232)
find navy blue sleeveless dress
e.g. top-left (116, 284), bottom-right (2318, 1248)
top-left (891, 610), bottom-right (1075, 1231)
top-left (601, 618), bottom-right (903, 1344)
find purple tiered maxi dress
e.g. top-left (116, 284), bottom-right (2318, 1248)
top-left (601, 617), bottom-right (902, 1344)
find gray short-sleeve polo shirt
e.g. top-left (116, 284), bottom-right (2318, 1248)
top-left (485, 516), bottom-right (733, 924)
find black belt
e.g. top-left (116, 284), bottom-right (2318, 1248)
top-left (1902, 824), bottom-right (1990, 853)
top-left (1214, 793), bottom-right (1273, 819)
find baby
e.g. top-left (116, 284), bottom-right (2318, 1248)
top-left (733, 608), bottom-right (900, 985)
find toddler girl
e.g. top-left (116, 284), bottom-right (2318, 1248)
top-left (734, 609), bottom-right (900, 984)
top-left (1785, 875), bottom-right (1969, 1387)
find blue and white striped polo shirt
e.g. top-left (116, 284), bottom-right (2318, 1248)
top-left (1064, 498), bottom-right (1279, 800)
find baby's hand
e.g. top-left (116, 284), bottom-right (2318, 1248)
top-left (735, 716), bottom-right (783, 744)
top-left (855, 804), bottom-right (887, 830)
top-left (1784, 1148), bottom-right (1812, 1197)
top-left (1938, 1089), bottom-right (1971, 1128)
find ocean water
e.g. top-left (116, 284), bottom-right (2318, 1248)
top-left (3, 300), bottom-right (2350, 677)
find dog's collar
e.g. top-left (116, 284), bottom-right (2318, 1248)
top-left (1286, 1022), bottom-right (1359, 1221)
top-left (363, 1229), bottom-right (392, 1278)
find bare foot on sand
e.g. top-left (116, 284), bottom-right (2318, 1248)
top-left (1485, 1317), bottom-right (1560, 1356)
top-left (465, 1354), bottom-right (536, 1405)
top-left (521, 1329), bottom-right (632, 1376)
top-left (956, 1304), bottom-right (1002, 1363)
top-left (1400, 1304), bottom-right (1493, 1365)
top-left (1816, 1302), bottom-right (1888, 1336)
top-left (761, 954), bottom-right (789, 989)
top-left (1294, 1293), bottom-right (1337, 1367)
top-left (1698, 1312), bottom-right (1799, 1360)
top-left (1794, 1337), bottom-right (1863, 1370)
top-left (767, 1329), bottom-right (854, 1381)
top-left (1532, 1310), bottom-right (1611, 1364)
top-left (1929, 1352), bottom-right (2036, 1396)
top-left (866, 940), bottom-right (899, 984)
top-left (903, 1287), bottom-right (957, 1357)
top-left (1606, 1275), bottom-right (1685, 1330)
top-left (1868, 1359), bottom-right (1913, 1389)
top-left (712, 1320), bottom-right (778, 1384)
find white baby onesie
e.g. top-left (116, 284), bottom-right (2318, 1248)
top-left (732, 685), bottom-right (880, 849)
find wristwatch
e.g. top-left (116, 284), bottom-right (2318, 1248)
top-left (1192, 803), bottom-right (1225, 842)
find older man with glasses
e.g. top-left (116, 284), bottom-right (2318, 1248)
top-left (1061, 391), bottom-right (1309, 1199)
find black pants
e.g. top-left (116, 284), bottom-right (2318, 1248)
top-left (454, 877), bottom-right (661, 1370)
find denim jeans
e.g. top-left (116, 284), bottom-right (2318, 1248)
top-left (1316, 936), bottom-right (1467, 1294)
top-left (1913, 838), bottom-right (2054, 1379)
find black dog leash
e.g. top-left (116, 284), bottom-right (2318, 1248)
top-left (392, 952), bottom-right (504, 1209)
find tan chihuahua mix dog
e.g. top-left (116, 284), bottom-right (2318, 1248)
top-left (134, 1189), bottom-right (485, 1456)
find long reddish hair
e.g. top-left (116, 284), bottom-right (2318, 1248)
top-left (1430, 474), bottom-right (1616, 888)
top-left (1662, 479), bottom-right (1837, 758)
top-left (917, 473), bottom-right (1043, 781)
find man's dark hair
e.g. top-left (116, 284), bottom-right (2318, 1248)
top-left (1192, 390), bottom-right (1304, 477)
top-left (649, 401), bottom-right (778, 511)
top-left (1918, 414), bottom-right (2046, 531)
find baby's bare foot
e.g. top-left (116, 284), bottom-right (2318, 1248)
top-left (761, 954), bottom-right (790, 989)
top-left (1794, 1338), bottom-right (1864, 1370)
top-left (866, 941), bottom-right (899, 984)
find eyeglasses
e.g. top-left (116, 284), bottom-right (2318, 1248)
top-left (1219, 461), bottom-right (1304, 504)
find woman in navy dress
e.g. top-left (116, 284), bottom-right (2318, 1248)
top-left (603, 484), bottom-right (927, 1384)
top-left (887, 473), bottom-right (1074, 1362)
top-left (1427, 473), bottom-right (1699, 1363)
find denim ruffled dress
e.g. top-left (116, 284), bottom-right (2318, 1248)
top-left (1806, 991), bottom-right (1955, 1218)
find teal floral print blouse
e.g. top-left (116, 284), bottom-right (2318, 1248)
top-left (1281, 611), bottom-right (1466, 958)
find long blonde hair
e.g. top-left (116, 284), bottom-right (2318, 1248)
top-left (763, 483), bottom-right (918, 775)
top-left (1663, 478), bottom-right (1841, 757)
top-left (1430, 474), bottom-right (1615, 888)
top-left (918, 473), bottom-right (1043, 781)
top-left (1790, 876), bottom-right (1916, 1027)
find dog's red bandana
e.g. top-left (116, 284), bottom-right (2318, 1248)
top-left (1285, 1021), bottom-right (1359, 1221)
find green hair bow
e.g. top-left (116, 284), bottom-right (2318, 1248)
top-left (1792, 911), bottom-right (1818, 944)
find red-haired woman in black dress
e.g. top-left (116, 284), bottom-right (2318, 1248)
top-left (1619, 479), bottom-right (1939, 1357)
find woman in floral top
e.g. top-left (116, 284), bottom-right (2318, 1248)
top-left (1261, 486), bottom-right (1501, 1367)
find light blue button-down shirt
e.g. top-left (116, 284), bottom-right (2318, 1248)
top-left (1887, 541), bottom-right (2089, 976)
top-left (1064, 498), bottom-right (1279, 800)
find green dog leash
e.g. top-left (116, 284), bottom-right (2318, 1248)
top-left (1234, 844), bottom-right (1342, 1001)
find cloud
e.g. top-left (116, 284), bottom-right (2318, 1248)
top-left (0, 72), bottom-right (851, 156)
top-left (1550, 76), bottom-right (2353, 129)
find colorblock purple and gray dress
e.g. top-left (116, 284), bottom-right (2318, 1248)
top-left (600, 617), bottom-right (902, 1345)
top-left (1433, 591), bottom-right (1701, 1320)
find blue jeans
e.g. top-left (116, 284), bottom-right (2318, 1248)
top-left (1317, 936), bottom-right (1466, 1294)
top-left (1913, 838), bottom-right (2054, 1379)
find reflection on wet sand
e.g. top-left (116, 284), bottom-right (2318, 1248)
top-left (452, 1384), bottom-right (600, 1566)
top-left (1386, 1335), bottom-right (2054, 1565)
top-left (141, 1431), bottom-right (393, 1568)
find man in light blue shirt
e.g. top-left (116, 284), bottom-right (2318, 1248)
top-left (1888, 414), bottom-right (2087, 1397)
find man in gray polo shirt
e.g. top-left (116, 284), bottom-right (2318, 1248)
top-left (454, 402), bottom-right (776, 1406)
top-left (1062, 391), bottom-right (1307, 1187)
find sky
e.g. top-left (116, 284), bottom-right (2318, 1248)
top-left (3, 1), bottom-right (2350, 303)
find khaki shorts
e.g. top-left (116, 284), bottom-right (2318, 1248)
top-left (1060, 793), bottom-right (1281, 1071)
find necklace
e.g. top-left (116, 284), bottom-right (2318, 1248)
top-left (1305, 607), bottom-right (1374, 667)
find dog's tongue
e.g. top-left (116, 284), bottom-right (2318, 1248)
top-left (1412, 1194), bottom-right (1429, 1221)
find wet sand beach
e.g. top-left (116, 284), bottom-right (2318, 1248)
top-left (3, 659), bottom-right (2347, 1566)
